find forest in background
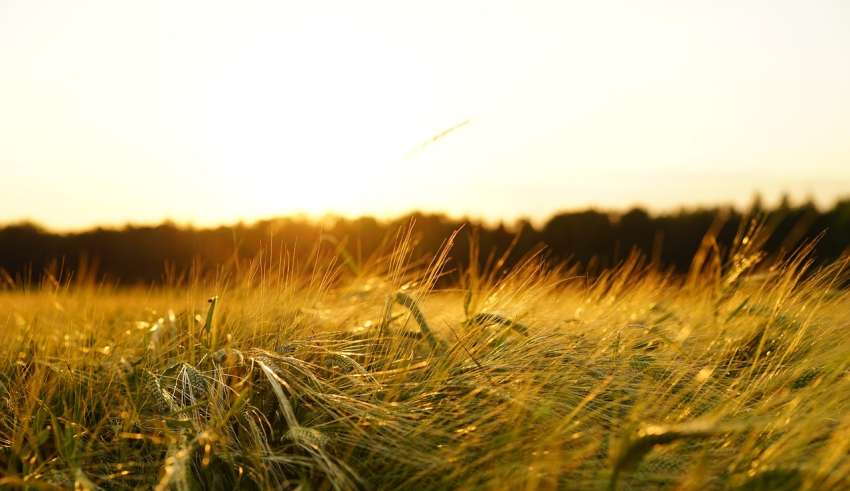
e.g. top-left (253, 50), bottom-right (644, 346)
top-left (1, 195), bottom-right (849, 286)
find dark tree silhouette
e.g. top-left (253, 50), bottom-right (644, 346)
top-left (1, 198), bottom-right (849, 286)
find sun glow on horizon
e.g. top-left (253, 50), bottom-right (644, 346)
top-left (2, 0), bottom-right (850, 230)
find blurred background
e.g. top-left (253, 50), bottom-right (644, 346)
top-left (1, 0), bottom-right (848, 283)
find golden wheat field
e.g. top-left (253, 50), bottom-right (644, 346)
top-left (1, 228), bottom-right (849, 491)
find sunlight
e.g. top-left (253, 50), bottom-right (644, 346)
top-left (1, 0), bottom-right (849, 228)
top-left (193, 17), bottom-right (449, 218)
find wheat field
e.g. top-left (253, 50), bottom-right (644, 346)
top-left (1, 226), bottom-right (849, 490)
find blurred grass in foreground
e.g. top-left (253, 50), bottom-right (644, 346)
top-left (1, 223), bottom-right (849, 490)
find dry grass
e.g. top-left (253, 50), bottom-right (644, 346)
top-left (1, 227), bottom-right (849, 490)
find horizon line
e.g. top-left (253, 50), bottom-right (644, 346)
top-left (4, 192), bottom-right (846, 235)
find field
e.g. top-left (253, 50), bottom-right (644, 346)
top-left (1, 228), bottom-right (849, 490)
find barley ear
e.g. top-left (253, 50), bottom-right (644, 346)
top-left (393, 291), bottom-right (444, 353)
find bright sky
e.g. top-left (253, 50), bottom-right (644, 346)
top-left (2, 0), bottom-right (849, 230)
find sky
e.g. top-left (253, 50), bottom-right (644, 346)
top-left (1, 0), bottom-right (849, 231)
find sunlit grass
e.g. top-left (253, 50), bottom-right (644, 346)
top-left (1, 226), bottom-right (849, 490)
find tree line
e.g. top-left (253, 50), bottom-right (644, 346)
top-left (1, 196), bottom-right (849, 286)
